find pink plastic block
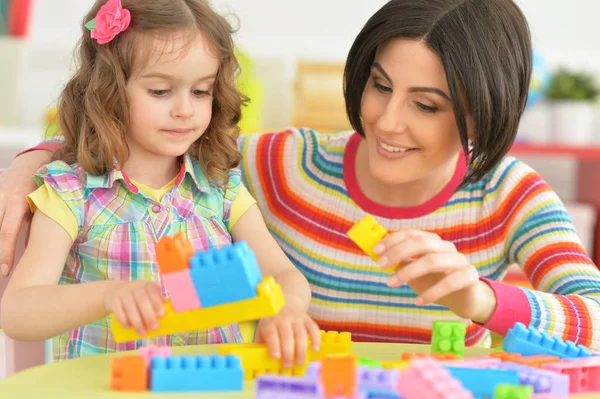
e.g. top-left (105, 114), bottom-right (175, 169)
top-left (444, 356), bottom-right (502, 368)
top-left (138, 345), bottom-right (171, 367)
top-left (542, 356), bottom-right (600, 394)
top-left (162, 270), bottom-right (201, 312)
top-left (398, 358), bottom-right (474, 399)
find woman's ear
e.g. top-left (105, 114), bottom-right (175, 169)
top-left (466, 115), bottom-right (476, 143)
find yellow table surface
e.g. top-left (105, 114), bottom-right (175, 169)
top-left (0, 343), bottom-right (595, 398)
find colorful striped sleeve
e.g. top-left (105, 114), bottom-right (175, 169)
top-left (483, 158), bottom-right (600, 350)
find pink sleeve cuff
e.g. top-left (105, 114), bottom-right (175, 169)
top-left (477, 277), bottom-right (532, 336)
top-left (15, 142), bottom-right (62, 158)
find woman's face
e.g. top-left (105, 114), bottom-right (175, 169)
top-left (360, 38), bottom-right (469, 187)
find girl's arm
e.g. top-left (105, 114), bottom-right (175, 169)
top-left (0, 210), bottom-right (153, 341)
top-left (231, 204), bottom-right (311, 312)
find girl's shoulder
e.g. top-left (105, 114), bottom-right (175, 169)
top-left (34, 160), bottom-right (89, 192)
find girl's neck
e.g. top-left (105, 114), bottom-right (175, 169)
top-left (355, 139), bottom-right (460, 208)
top-left (121, 153), bottom-right (181, 189)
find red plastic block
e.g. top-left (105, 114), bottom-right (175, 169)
top-left (542, 356), bottom-right (600, 394)
top-left (398, 358), bottom-right (474, 399)
top-left (138, 345), bottom-right (171, 367)
top-left (321, 355), bottom-right (357, 398)
top-left (155, 233), bottom-right (194, 274)
top-left (162, 270), bottom-right (201, 312)
top-left (491, 351), bottom-right (523, 362)
top-left (111, 355), bottom-right (148, 391)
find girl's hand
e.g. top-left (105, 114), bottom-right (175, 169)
top-left (255, 308), bottom-right (321, 369)
top-left (374, 229), bottom-right (496, 323)
top-left (105, 280), bottom-right (165, 336)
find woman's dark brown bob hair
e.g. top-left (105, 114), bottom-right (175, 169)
top-left (344, 0), bottom-right (532, 183)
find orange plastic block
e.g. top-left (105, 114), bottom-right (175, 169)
top-left (490, 351), bottom-right (523, 362)
top-left (110, 355), bottom-right (148, 391)
top-left (155, 232), bottom-right (194, 274)
top-left (399, 352), bottom-right (459, 361)
top-left (512, 354), bottom-right (560, 368)
top-left (321, 355), bottom-right (357, 398)
top-left (111, 276), bottom-right (285, 342)
top-left (347, 215), bottom-right (388, 261)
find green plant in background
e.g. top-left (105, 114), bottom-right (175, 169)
top-left (547, 68), bottom-right (599, 102)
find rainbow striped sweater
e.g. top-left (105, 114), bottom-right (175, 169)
top-left (30, 129), bottom-right (600, 350)
top-left (239, 128), bottom-right (600, 350)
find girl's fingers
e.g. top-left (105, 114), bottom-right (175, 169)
top-left (415, 266), bottom-right (480, 305)
top-left (387, 252), bottom-right (469, 288)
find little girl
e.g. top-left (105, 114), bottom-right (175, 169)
top-left (0, 0), bottom-right (319, 366)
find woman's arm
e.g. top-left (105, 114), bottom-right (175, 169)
top-left (0, 209), bottom-right (125, 341)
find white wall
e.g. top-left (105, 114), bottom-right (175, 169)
top-left (5, 0), bottom-right (600, 127)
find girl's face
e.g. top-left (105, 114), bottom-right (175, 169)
top-left (125, 31), bottom-right (219, 162)
top-left (360, 38), bottom-right (470, 187)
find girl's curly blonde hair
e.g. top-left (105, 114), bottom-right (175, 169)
top-left (54, 0), bottom-right (247, 186)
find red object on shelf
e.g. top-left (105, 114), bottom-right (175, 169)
top-left (8, 0), bottom-right (33, 38)
top-left (510, 143), bottom-right (600, 161)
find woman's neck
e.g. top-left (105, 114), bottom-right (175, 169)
top-left (354, 139), bottom-right (460, 208)
top-left (121, 153), bottom-right (181, 189)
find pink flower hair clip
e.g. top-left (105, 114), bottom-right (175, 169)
top-left (85, 0), bottom-right (131, 45)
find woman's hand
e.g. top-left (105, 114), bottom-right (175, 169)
top-left (104, 280), bottom-right (165, 336)
top-left (255, 307), bottom-right (321, 369)
top-left (374, 229), bottom-right (496, 323)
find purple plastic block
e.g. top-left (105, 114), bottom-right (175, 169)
top-left (255, 374), bottom-right (322, 399)
top-left (496, 362), bottom-right (569, 396)
top-left (357, 367), bottom-right (400, 392)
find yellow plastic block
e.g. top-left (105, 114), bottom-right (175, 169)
top-left (218, 343), bottom-right (308, 380)
top-left (218, 330), bottom-right (353, 380)
top-left (309, 330), bottom-right (353, 361)
top-left (111, 276), bottom-right (285, 343)
top-left (347, 215), bottom-right (396, 272)
top-left (381, 360), bottom-right (411, 370)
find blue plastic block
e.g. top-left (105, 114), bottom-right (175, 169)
top-left (495, 361), bottom-right (569, 396)
top-left (255, 374), bottom-right (321, 399)
top-left (189, 241), bottom-right (262, 307)
top-left (503, 322), bottom-right (592, 359)
top-left (445, 366), bottom-right (520, 399)
top-left (150, 354), bottom-right (243, 392)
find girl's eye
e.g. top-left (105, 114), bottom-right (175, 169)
top-left (149, 89), bottom-right (170, 97)
top-left (416, 102), bottom-right (438, 113)
top-left (193, 90), bottom-right (210, 97)
top-left (373, 81), bottom-right (392, 94)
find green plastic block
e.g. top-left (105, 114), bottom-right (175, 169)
top-left (431, 321), bottom-right (466, 357)
top-left (494, 384), bottom-right (534, 399)
top-left (357, 357), bottom-right (382, 368)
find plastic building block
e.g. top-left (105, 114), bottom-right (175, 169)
top-left (381, 360), bottom-right (411, 370)
top-left (155, 232), bottom-right (194, 274)
top-left (444, 356), bottom-right (502, 368)
top-left (496, 362), bottom-right (569, 396)
top-left (399, 352), bottom-right (459, 361)
top-left (189, 241), bottom-right (262, 307)
top-left (503, 322), bottom-right (592, 359)
top-left (255, 374), bottom-right (321, 399)
top-left (111, 276), bottom-right (285, 342)
top-left (162, 270), bottom-right (201, 312)
top-left (494, 384), bottom-right (534, 399)
top-left (542, 356), bottom-right (600, 393)
top-left (321, 355), bottom-right (357, 398)
top-left (491, 351), bottom-right (523, 362)
top-left (431, 321), bottom-right (467, 358)
top-left (218, 343), bottom-right (309, 380)
top-left (309, 330), bottom-right (353, 361)
top-left (138, 345), bottom-right (171, 366)
top-left (150, 354), bottom-right (243, 392)
top-left (445, 366), bottom-right (520, 399)
top-left (110, 355), bottom-right (148, 391)
top-left (358, 357), bottom-right (382, 368)
top-left (358, 366), bottom-right (400, 393)
top-left (512, 355), bottom-right (560, 368)
top-left (347, 215), bottom-right (388, 261)
top-left (398, 358), bottom-right (474, 399)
